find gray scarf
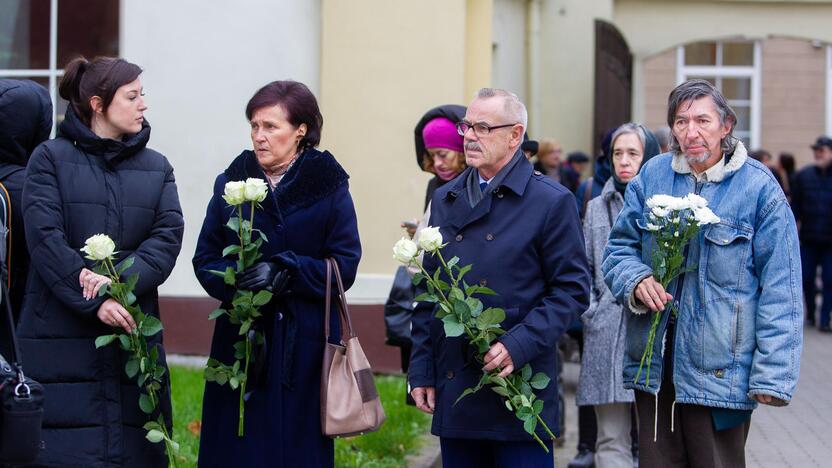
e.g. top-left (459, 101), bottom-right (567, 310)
top-left (465, 149), bottom-right (524, 208)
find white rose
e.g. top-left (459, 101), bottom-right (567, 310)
top-left (693, 206), bottom-right (720, 225)
top-left (646, 223), bottom-right (660, 232)
top-left (646, 194), bottom-right (677, 209)
top-left (392, 237), bottom-right (419, 264)
top-left (244, 178), bottom-right (269, 203)
top-left (81, 234), bottom-right (116, 261)
top-left (418, 226), bottom-right (443, 252)
top-left (222, 181), bottom-right (246, 206)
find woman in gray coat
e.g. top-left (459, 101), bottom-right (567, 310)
top-left (577, 123), bottom-right (660, 468)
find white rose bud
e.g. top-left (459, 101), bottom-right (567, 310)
top-left (418, 226), bottom-right (443, 252)
top-left (244, 177), bottom-right (269, 202)
top-left (81, 234), bottom-right (116, 261)
top-left (222, 181), bottom-right (247, 206)
top-left (392, 237), bottom-right (419, 265)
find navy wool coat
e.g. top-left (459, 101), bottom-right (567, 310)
top-left (409, 151), bottom-right (590, 441)
top-left (193, 148), bottom-right (361, 467)
top-left (18, 107), bottom-right (184, 466)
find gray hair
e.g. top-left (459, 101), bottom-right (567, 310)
top-left (475, 88), bottom-right (528, 129)
top-left (610, 123), bottom-right (647, 154)
top-left (666, 79), bottom-right (738, 154)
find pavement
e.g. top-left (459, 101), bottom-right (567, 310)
top-left (409, 322), bottom-right (830, 467)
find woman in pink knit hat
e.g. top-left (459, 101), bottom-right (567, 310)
top-left (413, 105), bottom-right (467, 209)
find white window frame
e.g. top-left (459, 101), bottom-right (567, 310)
top-left (826, 45), bottom-right (832, 137)
top-left (676, 40), bottom-right (761, 149)
top-left (0, 0), bottom-right (61, 137)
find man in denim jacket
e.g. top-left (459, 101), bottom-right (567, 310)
top-left (602, 80), bottom-right (803, 467)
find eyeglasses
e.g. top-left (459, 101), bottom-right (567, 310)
top-left (456, 120), bottom-right (518, 137)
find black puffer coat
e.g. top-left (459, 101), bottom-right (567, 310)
top-left (18, 106), bottom-right (184, 466)
top-left (0, 79), bottom-right (52, 320)
top-left (791, 164), bottom-right (832, 243)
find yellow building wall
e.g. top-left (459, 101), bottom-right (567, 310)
top-left (320, 0), bottom-right (492, 300)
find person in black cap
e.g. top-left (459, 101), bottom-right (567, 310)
top-left (561, 151), bottom-right (589, 193)
top-left (791, 136), bottom-right (832, 331)
top-left (522, 137), bottom-right (539, 160)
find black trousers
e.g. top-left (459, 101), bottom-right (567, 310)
top-left (634, 385), bottom-right (750, 468)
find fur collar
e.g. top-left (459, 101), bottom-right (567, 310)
top-left (224, 147), bottom-right (349, 216)
top-left (670, 140), bottom-right (748, 183)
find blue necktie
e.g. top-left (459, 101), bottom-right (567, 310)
top-left (479, 182), bottom-right (488, 192)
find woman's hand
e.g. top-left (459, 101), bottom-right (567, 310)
top-left (79, 268), bottom-right (112, 300)
top-left (97, 298), bottom-right (136, 333)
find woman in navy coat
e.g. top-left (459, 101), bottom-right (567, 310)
top-left (193, 81), bottom-right (361, 467)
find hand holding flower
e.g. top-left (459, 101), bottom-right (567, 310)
top-left (634, 276), bottom-right (673, 313)
top-left (96, 297), bottom-right (136, 333)
top-left (80, 267), bottom-right (112, 300)
top-left (482, 342), bottom-right (515, 378)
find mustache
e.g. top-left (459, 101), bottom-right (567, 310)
top-left (465, 142), bottom-right (481, 152)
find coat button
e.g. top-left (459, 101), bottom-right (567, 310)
top-left (497, 193), bottom-right (504, 199)
top-left (277, 312), bottom-right (284, 321)
top-left (455, 234), bottom-right (463, 242)
top-left (714, 369), bottom-right (724, 378)
top-left (479, 279), bottom-right (488, 287)
top-left (486, 233), bottom-right (494, 241)
top-left (446, 370), bottom-right (454, 379)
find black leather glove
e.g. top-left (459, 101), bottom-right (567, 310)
top-left (237, 262), bottom-right (290, 294)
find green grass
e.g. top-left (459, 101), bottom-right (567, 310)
top-left (168, 365), bottom-right (430, 468)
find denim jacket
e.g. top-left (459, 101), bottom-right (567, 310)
top-left (601, 142), bottom-right (803, 410)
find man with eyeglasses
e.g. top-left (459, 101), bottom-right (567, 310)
top-left (409, 88), bottom-right (590, 467)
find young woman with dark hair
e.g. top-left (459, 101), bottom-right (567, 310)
top-left (17, 56), bottom-right (183, 466)
top-left (193, 80), bottom-right (361, 467)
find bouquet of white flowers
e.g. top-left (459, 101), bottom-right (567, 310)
top-left (394, 228), bottom-right (556, 452)
top-left (636, 193), bottom-right (720, 385)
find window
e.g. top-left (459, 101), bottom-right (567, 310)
top-left (0, 0), bottom-right (119, 134)
top-left (676, 40), bottom-right (761, 149)
top-left (827, 45), bottom-right (832, 137)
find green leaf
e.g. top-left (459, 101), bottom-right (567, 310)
top-left (413, 293), bottom-right (438, 302)
top-left (146, 429), bottom-right (165, 443)
top-left (252, 290), bottom-right (273, 306)
top-left (240, 319), bottom-right (252, 336)
top-left (477, 308), bottom-right (505, 328)
top-left (139, 393), bottom-right (154, 414)
top-left (452, 298), bottom-right (471, 323)
top-left (412, 272), bottom-right (424, 286)
top-left (449, 287), bottom-right (464, 302)
top-left (442, 316), bottom-right (465, 337)
top-left (125, 359), bottom-right (139, 378)
top-left (530, 372), bottom-right (551, 390)
top-left (533, 399), bottom-right (544, 415)
top-left (153, 366), bottom-right (166, 380)
top-left (140, 316), bottom-right (163, 337)
top-left (521, 364), bottom-right (532, 381)
top-left (505, 400), bottom-right (513, 411)
top-left (229, 376), bottom-right (239, 389)
top-left (143, 420), bottom-right (162, 431)
top-left (523, 415), bottom-right (538, 434)
top-left (116, 256), bottom-right (135, 276)
top-left (223, 267), bottom-right (236, 286)
top-left (226, 217), bottom-right (241, 233)
top-left (150, 344), bottom-right (159, 363)
top-left (520, 394), bottom-right (531, 408)
top-left (466, 297), bottom-right (483, 317)
top-left (125, 292), bottom-right (137, 306)
top-left (208, 308), bottom-right (227, 320)
top-left (118, 334), bottom-right (131, 350)
top-left (489, 375), bottom-right (507, 387)
top-left (491, 386), bottom-right (510, 397)
top-left (453, 386), bottom-right (479, 405)
top-left (126, 273), bottom-right (139, 292)
top-left (517, 405), bottom-right (533, 421)
top-left (95, 334), bottom-right (117, 348)
top-left (457, 264), bottom-right (472, 281)
top-left (140, 357), bottom-right (148, 374)
top-left (222, 244), bottom-right (242, 257)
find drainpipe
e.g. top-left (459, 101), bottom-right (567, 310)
top-left (526, 0), bottom-right (541, 137)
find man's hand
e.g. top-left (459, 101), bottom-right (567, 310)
top-left (411, 386), bottom-right (435, 414)
top-left (96, 298), bottom-right (137, 333)
top-left (482, 342), bottom-right (515, 378)
top-left (753, 394), bottom-right (785, 406)
top-left (634, 276), bottom-right (673, 312)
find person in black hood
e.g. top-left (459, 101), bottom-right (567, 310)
top-left (18, 56), bottom-right (183, 466)
top-left (0, 79), bottom-right (52, 321)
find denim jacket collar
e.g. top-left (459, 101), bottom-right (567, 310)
top-left (670, 140), bottom-right (748, 183)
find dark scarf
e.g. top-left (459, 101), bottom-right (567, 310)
top-left (465, 149), bottom-right (524, 208)
top-left (612, 125), bottom-right (661, 195)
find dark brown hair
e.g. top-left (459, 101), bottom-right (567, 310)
top-left (245, 80), bottom-right (323, 149)
top-left (58, 56), bottom-right (142, 127)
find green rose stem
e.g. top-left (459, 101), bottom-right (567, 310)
top-left (411, 249), bottom-right (556, 453)
top-left (96, 256), bottom-right (178, 467)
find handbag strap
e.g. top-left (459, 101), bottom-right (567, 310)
top-left (323, 258), bottom-right (356, 342)
top-left (1, 277), bottom-right (25, 385)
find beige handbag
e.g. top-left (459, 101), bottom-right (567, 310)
top-left (321, 258), bottom-right (386, 437)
